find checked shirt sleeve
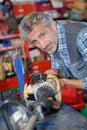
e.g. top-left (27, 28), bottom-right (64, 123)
top-left (77, 28), bottom-right (87, 90)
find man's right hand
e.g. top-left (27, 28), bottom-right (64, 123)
top-left (44, 69), bottom-right (64, 78)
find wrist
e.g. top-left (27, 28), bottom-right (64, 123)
top-left (59, 78), bottom-right (67, 88)
top-left (58, 70), bottom-right (64, 78)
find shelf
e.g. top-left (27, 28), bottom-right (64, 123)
top-left (0, 33), bottom-right (20, 40)
top-left (0, 33), bottom-right (26, 92)
top-left (0, 72), bottom-right (30, 91)
top-left (0, 45), bottom-right (21, 52)
top-left (32, 59), bottom-right (51, 73)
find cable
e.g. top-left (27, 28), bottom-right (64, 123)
top-left (25, 114), bottom-right (37, 130)
top-left (0, 91), bottom-right (4, 101)
top-left (25, 105), bottom-right (44, 130)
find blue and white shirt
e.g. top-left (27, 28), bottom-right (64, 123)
top-left (51, 22), bottom-right (87, 90)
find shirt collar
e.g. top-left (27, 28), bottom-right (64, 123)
top-left (56, 22), bottom-right (69, 54)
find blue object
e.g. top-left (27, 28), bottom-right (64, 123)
top-left (0, 4), bottom-right (7, 12)
top-left (35, 103), bottom-right (87, 130)
top-left (15, 56), bottom-right (25, 99)
top-left (1, 40), bottom-right (12, 47)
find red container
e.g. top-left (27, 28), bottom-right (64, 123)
top-left (35, 2), bottom-right (53, 12)
top-left (13, 3), bottom-right (35, 16)
top-left (61, 87), bottom-right (85, 110)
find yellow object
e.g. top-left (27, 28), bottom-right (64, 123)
top-left (0, 62), bottom-right (6, 80)
top-left (24, 83), bottom-right (34, 98)
top-left (24, 83), bottom-right (29, 98)
top-left (47, 74), bottom-right (61, 109)
top-left (6, 62), bottom-right (13, 72)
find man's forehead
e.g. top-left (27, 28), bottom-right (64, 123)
top-left (27, 24), bottom-right (46, 39)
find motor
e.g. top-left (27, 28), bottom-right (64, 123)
top-left (24, 72), bottom-right (62, 130)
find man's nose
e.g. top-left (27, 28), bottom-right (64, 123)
top-left (39, 39), bottom-right (47, 49)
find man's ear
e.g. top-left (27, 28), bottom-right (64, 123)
top-left (50, 21), bottom-right (57, 32)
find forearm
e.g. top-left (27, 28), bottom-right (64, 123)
top-left (60, 78), bottom-right (84, 90)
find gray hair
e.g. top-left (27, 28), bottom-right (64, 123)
top-left (19, 12), bottom-right (53, 40)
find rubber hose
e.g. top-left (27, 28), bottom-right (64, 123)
top-left (25, 114), bottom-right (38, 130)
top-left (0, 91), bottom-right (4, 101)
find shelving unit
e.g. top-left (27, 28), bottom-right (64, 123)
top-left (0, 33), bottom-right (30, 91)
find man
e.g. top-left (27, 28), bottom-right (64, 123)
top-left (19, 12), bottom-right (87, 90)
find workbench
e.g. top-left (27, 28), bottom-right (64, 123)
top-left (35, 103), bottom-right (87, 130)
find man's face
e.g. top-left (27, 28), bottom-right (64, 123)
top-left (27, 22), bottom-right (58, 54)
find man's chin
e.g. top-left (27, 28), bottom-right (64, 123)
top-left (42, 47), bottom-right (57, 54)
top-left (46, 49), bottom-right (56, 54)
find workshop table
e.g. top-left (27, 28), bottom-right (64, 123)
top-left (35, 103), bottom-right (87, 130)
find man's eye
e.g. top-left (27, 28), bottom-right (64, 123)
top-left (40, 32), bottom-right (45, 37)
top-left (31, 40), bottom-right (37, 44)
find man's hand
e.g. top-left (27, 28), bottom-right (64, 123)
top-left (59, 78), bottom-right (66, 88)
top-left (44, 69), bottom-right (64, 78)
top-left (45, 69), bottom-right (84, 90)
top-left (44, 69), bottom-right (58, 75)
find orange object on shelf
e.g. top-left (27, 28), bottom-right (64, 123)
top-left (72, 1), bottom-right (87, 11)
top-left (0, 62), bottom-right (6, 81)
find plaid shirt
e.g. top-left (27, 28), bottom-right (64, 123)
top-left (51, 22), bottom-right (87, 90)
